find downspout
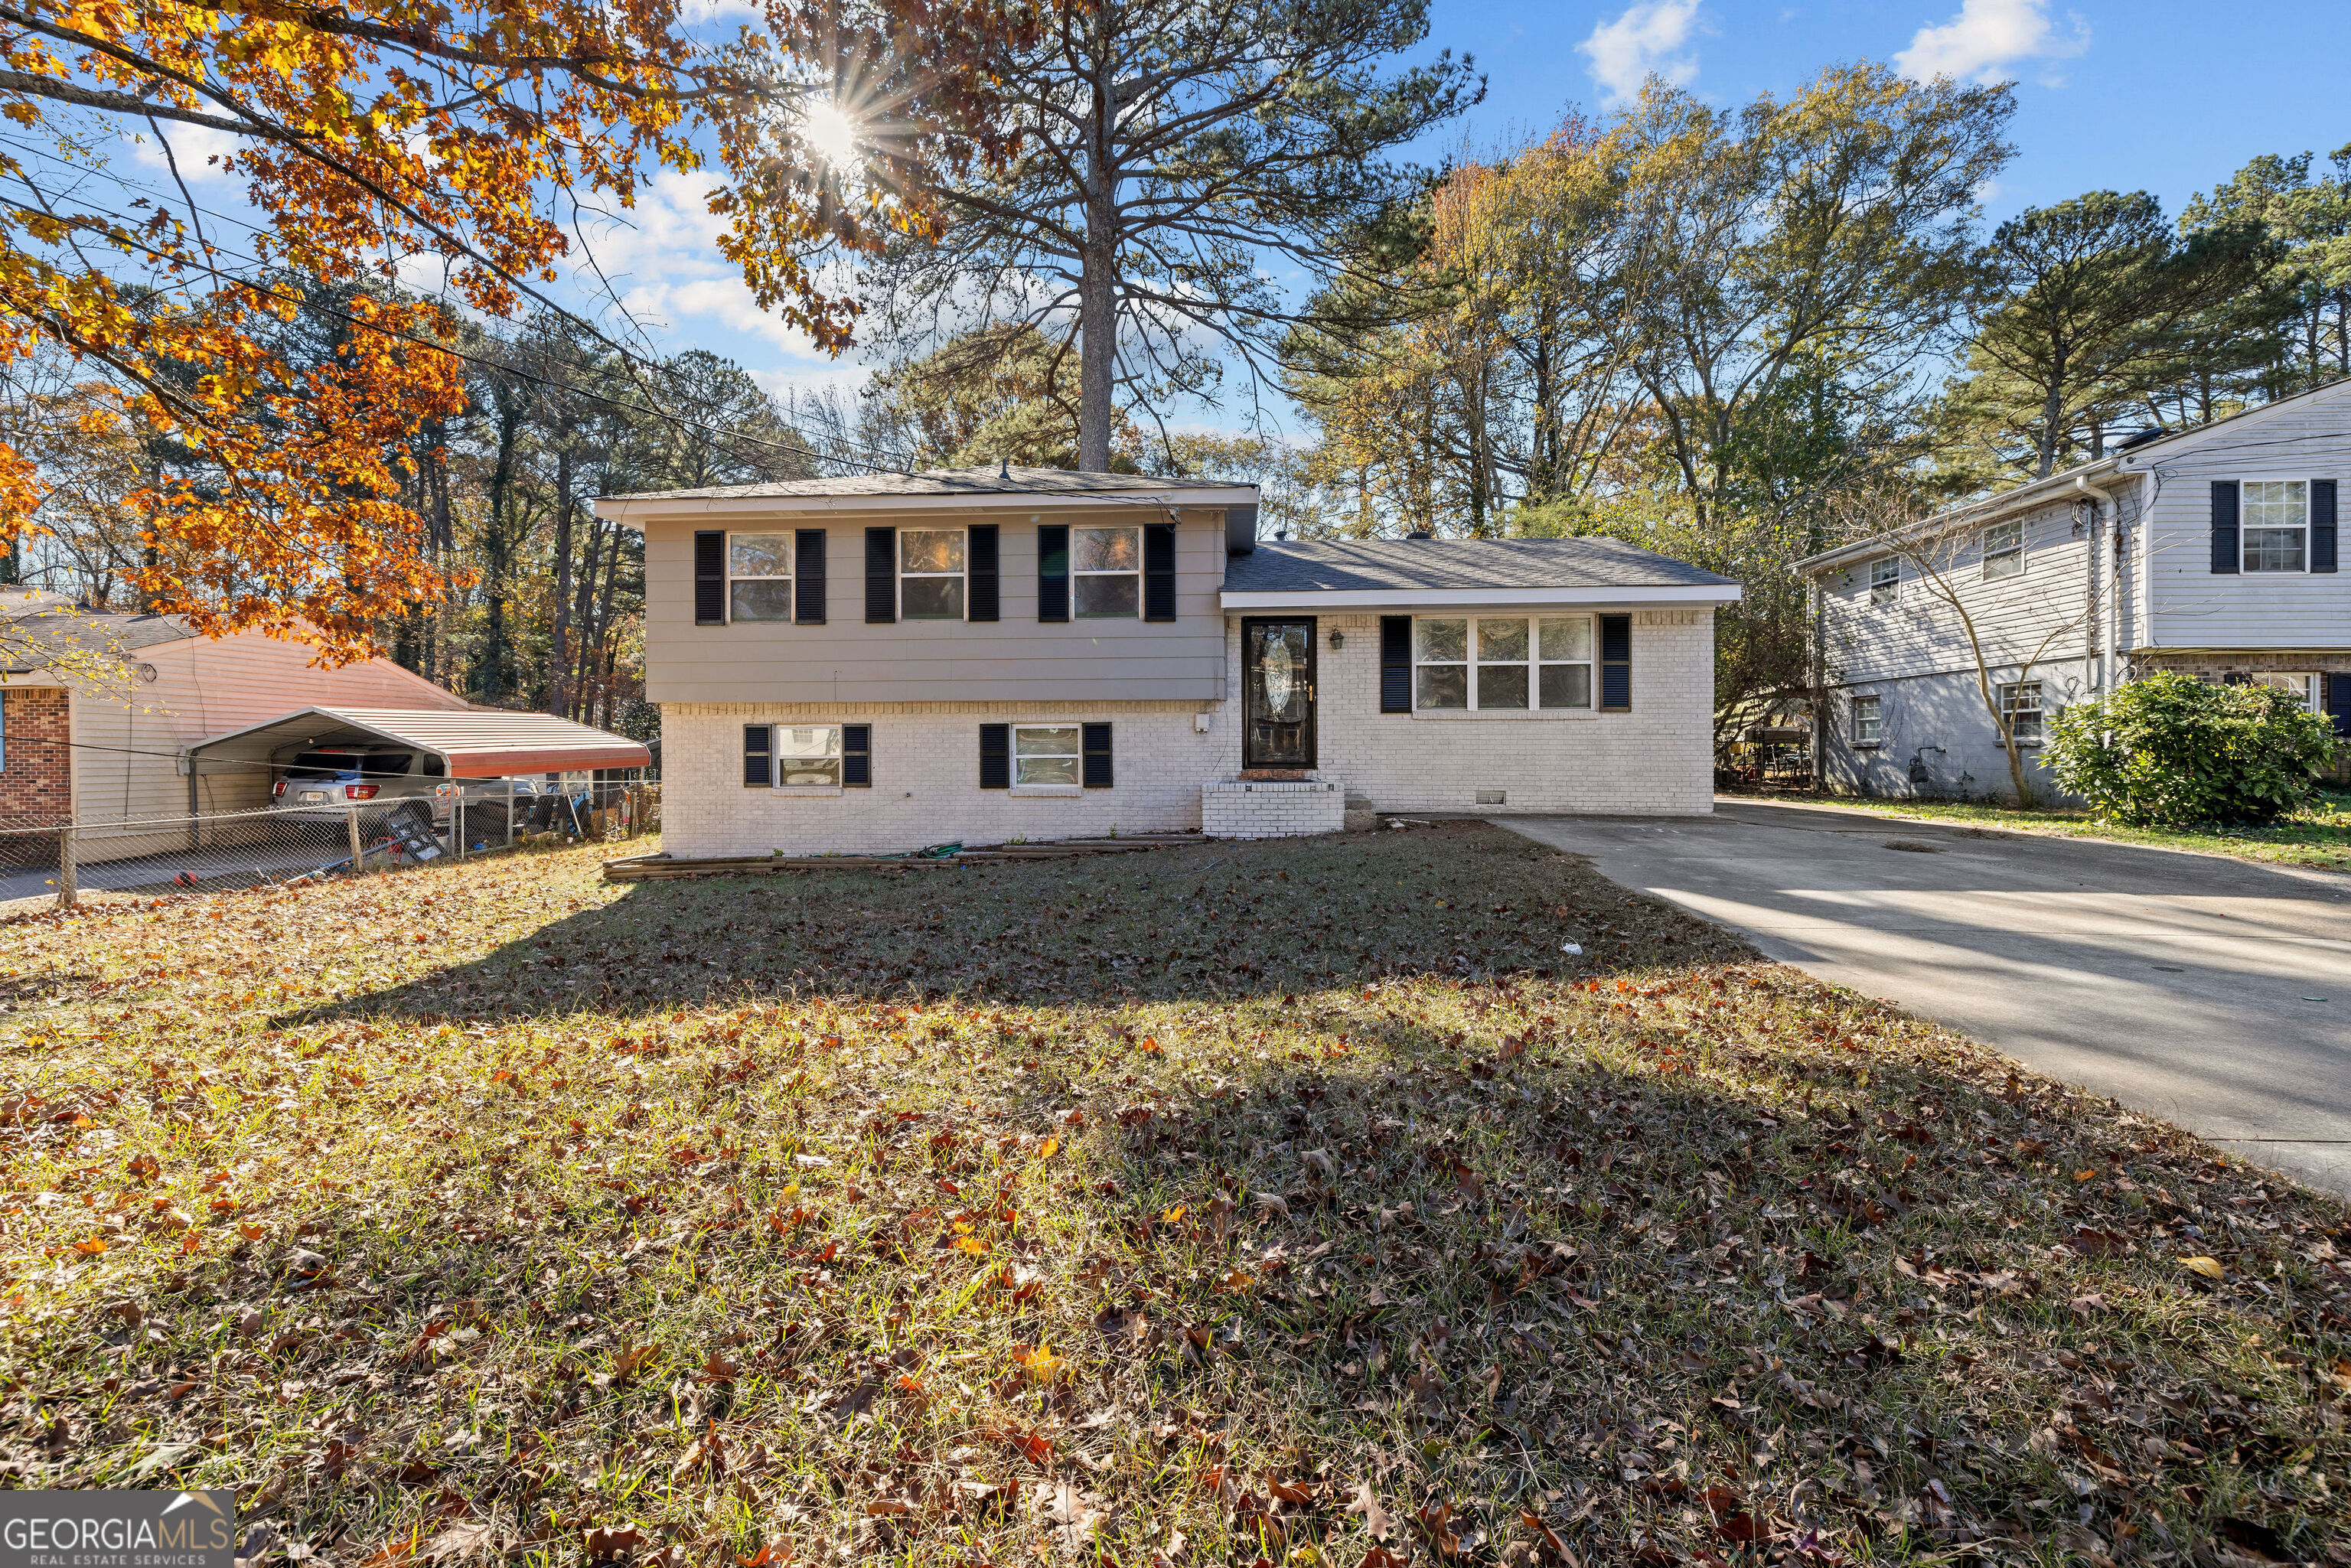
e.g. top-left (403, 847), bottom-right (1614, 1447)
top-left (1811, 575), bottom-right (1828, 789)
top-left (2073, 473), bottom-right (2119, 696)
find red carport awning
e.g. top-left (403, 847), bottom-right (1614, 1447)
top-left (188, 706), bottom-right (651, 778)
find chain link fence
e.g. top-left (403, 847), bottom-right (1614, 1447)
top-left (0, 781), bottom-right (658, 913)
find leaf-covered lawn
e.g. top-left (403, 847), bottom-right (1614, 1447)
top-left (2, 824), bottom-right (2346, 1567)
top-left (1758, 790), bottom-right (2351, 876)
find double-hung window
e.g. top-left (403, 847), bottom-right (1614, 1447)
top-left (1999, 680), bottom-right (2043, 745)
top-left (1981, 519), bottom-right (2023, 580)
top-left (1852, 693), bottom-right (1883, 745)
top-left (729, 533), bottom-right (792, 621)
top-left (900, 530), bottom-right (966, 619)
top-left (775, 725), bottom-right (843, 787)
top-left (1073, 526), bottom-right (1140, 618)
top-left (1870, 556), bottom-right (1899, 605)
top-left (1013, 723), bottom-right (1081, 787)
top-left (2242, 481), bottom-right (2308, 572)
top-left (1414, 615), bottom-right (1593, 711)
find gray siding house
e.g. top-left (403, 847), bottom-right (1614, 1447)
top-left (1797, 377), bottom-right (2351, 800)
top-left (596, 468), bottom-right (1740, 856)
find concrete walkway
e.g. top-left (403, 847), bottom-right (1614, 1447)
top-left (1500, 800), bottom-right (2351, 1198)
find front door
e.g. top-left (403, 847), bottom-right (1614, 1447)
top-left (1242, 618), bottom-right (1316, 770)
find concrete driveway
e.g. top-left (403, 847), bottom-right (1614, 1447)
top-left (1501, 800), bottom-right (2351, 1198)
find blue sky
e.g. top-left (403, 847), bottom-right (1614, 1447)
top-left (1437, 0), bottom-right (2351, 223)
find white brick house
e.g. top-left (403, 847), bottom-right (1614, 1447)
top-left (597, 469), bottom-right (1741, 856)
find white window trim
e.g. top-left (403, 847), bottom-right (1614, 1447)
top-left (727, 530), bottom-right (792, 624)
top-left (1852, 692), bottom-right (1883, 747)
top-left (1998, 680), bottom-right (2043, 747)
top-left (1008, 721), bottom-right (1083, 795)
top-left (2239, 478), bottom-right (2312, 575)
top-left (898, 526), bottom-right (968, 621)
top-left (1981, 519), bottom-right (2023, 582)
top-left (1071, 524), bottom-right (1142, 620)
top-left (1412, 614), bottom-right (1596, 713)
top-left (770, 723), bottom-right (845, 791)
top-left (2245, 671), bottom-right (2322, 712)
top-left (1870, 557), bottom-right (1899, 605)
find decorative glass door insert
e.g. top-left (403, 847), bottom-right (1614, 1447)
top-left (1243, 618), bottom-right (1316, 768)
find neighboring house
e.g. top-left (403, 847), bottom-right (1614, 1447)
top-left (595, 467), bottom-right (1742, 856)
top-left (1, 585), bottom-right (469, 827)
top-left (1798, 377), bottom-right (2351, 801)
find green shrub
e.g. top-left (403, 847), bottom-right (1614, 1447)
top-left (2045, 671), bottom-right (2337, 826)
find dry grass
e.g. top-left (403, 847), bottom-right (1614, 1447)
top-left (1749, 791), bottom-right (2351, 877)
top-left (2, 824), bottom-right (2346, 1568)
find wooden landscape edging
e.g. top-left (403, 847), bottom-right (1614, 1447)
top-left (602, 833), bottom-right (1208, 881)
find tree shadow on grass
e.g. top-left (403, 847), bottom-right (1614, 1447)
top-left (281, 823), bottom-right (1753, 1028)
top-left (48, 976), bottom-right (2341, 1566)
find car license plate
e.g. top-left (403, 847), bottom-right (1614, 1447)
top-left (299, 791), bottom-right (327, 804)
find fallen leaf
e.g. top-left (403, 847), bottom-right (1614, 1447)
top-left (1348, 1482), bottom-right (1395, 1542)
top-left (2181, 1255), bottom-right (2226, 1282)
top-left (582, 1527), bottom-right (647, 1559)
top-left (1028, 1479), bottom-right (1107, 1551)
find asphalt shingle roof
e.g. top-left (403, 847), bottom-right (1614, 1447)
top-left (1223, 536), bottom-right (1737, 595)
top-left (2, 588), bottom-right (193, 672)
top-left (607, 465), bottom-right (1254, 504)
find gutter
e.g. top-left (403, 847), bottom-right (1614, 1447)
top-left (1795, 456), bottom-right (2127, 578)
top-left (2072, 471), bottom-right (2120, 696)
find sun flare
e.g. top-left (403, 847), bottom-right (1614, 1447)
top-left (801, 100), bottom-right (860, 170)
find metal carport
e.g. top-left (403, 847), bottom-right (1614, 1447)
top-left (185, 707), bottom-right (651, 806)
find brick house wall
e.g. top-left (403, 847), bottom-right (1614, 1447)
top-left (1270, 608), bottom-right (1718, 817)
top-left (660, 608), bottom-right (1719, 858)
top-left (0, 685), bottom-right (70, 825)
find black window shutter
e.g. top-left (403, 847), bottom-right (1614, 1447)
top-left (2210, 481), bottom-right (2239, 574)
top-left (843, 723), bottom-right (871, 787)
top-left (1379, 616), bottom-right (1411, 712)
top-left (2314, 480), bottom-right (2337, 573)
top-left (742, 723), bottom-right (771, 787)
top-left (1600, 614), bottom-right (1632, 712)
top-left (2330, 674), bottom-right (2351, 738)
top-left (1038, 523), bottom-right (1069, 622)
top-left (1082, 722), bottom-right (1113, 787)
top-left (968, 524), bottom-right (1000, 621)
top-left (1143, 523), bottom-right (1177, 621)
top-left (695, 530), bottom-right (726, 624)
top-left (866, 527), bottom-right (896, 622)
top-left (978, 723), bottom-right (1010, 789)
top-left (794, 529), bottom-right (827, 622)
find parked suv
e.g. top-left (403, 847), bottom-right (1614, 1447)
top-left (271, 748), bottom-right (537, 842)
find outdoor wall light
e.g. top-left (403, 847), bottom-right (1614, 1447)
top-left (1329, 630), bottom-right (1345, 650)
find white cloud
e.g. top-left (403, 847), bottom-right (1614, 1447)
top-left (568, 170), bottom-right (839, 368)
top-left (125, 122), bottom-right (246, 183)
top-left (1894, 0), bottom-right (2089, 85)
top-left (1577, 0), bottom-right (1705, 108)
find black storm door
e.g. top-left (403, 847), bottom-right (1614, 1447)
top-left (1242, 617), bottom-right (1316, 769)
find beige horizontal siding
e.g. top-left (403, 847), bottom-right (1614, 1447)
top-left (643, 507), bottom-right (1228, 703)
top-left (70, 630), bottom-right (469, 826)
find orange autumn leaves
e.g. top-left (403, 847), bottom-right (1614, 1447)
top-left (0, 0), bottom-right (1026, 660)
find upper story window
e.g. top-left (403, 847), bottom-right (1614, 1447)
top-left (1074, 526), bottom-right (1140, 618)
top-left (900, 529), bottom-right (965, 619)
top-left (1414, 615), bottom-right (1593, 711)
top-left (730, 532), bottom-right (792, 621)
top-left (1870, 556), bottom-right (1899, 605)
top-left (1981, 518), bottom-right (2023, 581)
top-left (2243, 480), bottom-right (2308, 572)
